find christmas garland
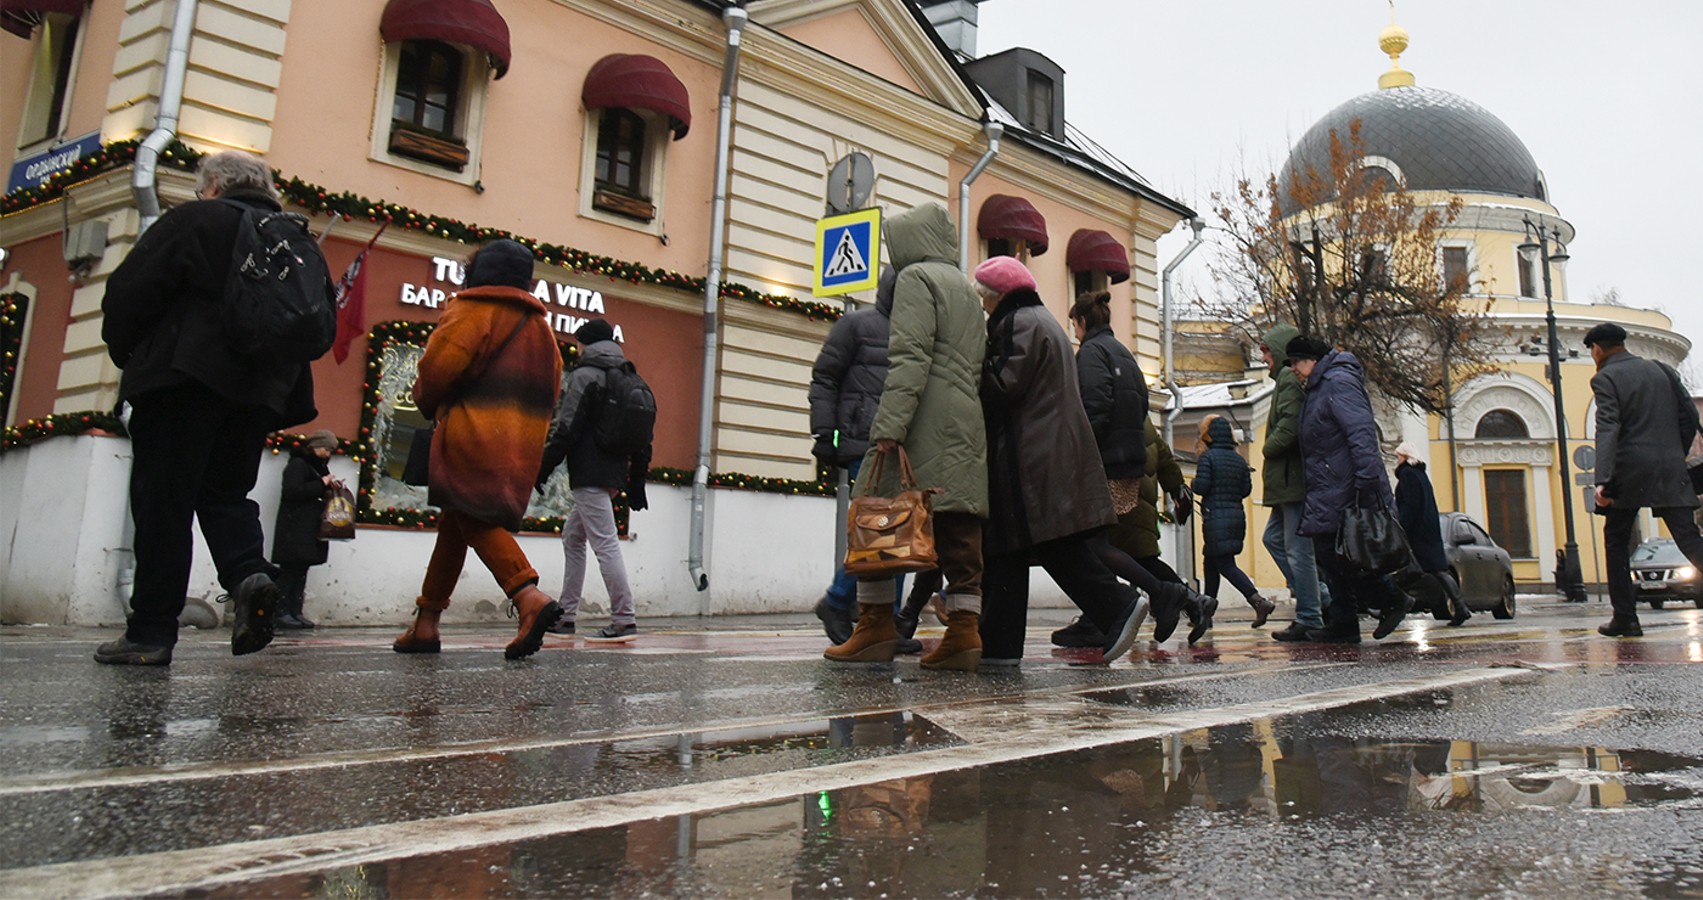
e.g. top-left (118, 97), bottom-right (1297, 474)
top-left (1, 410), bottom-right (126, 451)
top-left (0, 293), bottom-right (27, 431)
top-left (2, 140), bottom-right (844, 323)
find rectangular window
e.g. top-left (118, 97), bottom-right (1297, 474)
top-left (1442, 246), bottom-right (1469, 292)
top-left (1361, 248), bottom-right (1388, 285)
top-left (1483, 469), bottom-right (1532, 558)
top-left (986, 238), bottom-right (1014, 259)
top-left (1073, 269), bottom-right (1106, 299)
top-left (1025, 71), bottom-right (1054, 133)
top-left (17, 13), bottom-right (79, 147)
top-left (1517, 254), bottom-right (1537, 297)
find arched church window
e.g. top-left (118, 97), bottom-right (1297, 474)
top-left (1475, 409), bottom-right (1530, 439)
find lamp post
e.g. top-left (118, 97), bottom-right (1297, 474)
top-left (1519, 217), bottom-right (1588, 602)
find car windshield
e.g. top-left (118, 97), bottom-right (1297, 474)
top-left (1631, 541), bottom-right (1685, 564)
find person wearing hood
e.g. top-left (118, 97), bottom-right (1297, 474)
top-left (1393, 442), bottom-right (1470, 626)
top-left (1194, 414), bottom-right (1275, 626)
top-left (392, 239), bottom-right (565, 660)
top-left (1288, 335), bottom-right (1409, 643)
top-left (974, 257), bottom-right (1149, 665)
top-left (1259, 323), bottom-right (1331, 641)
top-left (806, 266), bottom-right (916, 652)
top-left (824, 203), bottom-right (988, 671)
top-left (536, 316), bottom-right (653, 644)
top-left (271, 430), bottom-right (341, 629)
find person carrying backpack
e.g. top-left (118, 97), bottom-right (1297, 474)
top-left (537, 318), bottom-right (653, 642)
top-left (95, 150), bottom-right (333, 666)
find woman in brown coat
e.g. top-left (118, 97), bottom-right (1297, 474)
top-left (392, 240), bottom-right (564, 659)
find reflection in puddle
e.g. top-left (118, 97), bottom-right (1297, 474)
top-left (222, 713), bottom-right (1703, 899)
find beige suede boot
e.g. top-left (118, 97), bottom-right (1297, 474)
top-left (823, 603), bottom-right (898, 662)
top-left (920, 610), bottom-right (982, 671)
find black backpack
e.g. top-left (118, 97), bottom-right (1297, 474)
top-left (591, 361), bottom-right (656, 455)
top-left (219, 199), bottom-right (336, 363)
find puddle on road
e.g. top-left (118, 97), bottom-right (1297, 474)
top-left (207, 712), bottom-right (1703, 899)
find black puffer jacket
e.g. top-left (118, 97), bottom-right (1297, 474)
top-left (808, 267), bottom-right (895, 466)
top-left (1074, 323), bottom-right (1149, 479)
top-left (101, 190), bottom-right (319, 427)
top-left (271, 450), bottom-right (330, 566)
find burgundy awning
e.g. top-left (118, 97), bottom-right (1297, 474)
top-left (1066, 229), bottom-right (1131, 284)
top-left (582, 54), bottom-right (692, 140)
top-left (977, 194), bottom-right (1049, 256)
top-left (2, 0), bottom-right (83, 39)
top-left (380, 0), bottom-right (511, 79)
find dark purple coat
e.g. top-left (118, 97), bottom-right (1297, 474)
top-left (1297, 350), bottom-right (1393, 536)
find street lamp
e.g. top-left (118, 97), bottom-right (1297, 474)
top-left (1519, 217), bottom-right (1588, 602)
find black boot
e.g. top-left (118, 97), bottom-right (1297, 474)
top-left (276, 590), bottom-right (315, 630)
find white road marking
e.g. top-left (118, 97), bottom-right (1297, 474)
top-left (0, 665), bottom-right (1538, 899)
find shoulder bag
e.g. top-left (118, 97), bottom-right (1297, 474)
top-left (843, 446), bottom-right (942, 577)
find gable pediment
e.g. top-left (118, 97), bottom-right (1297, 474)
top-left (747, 0), bottom-right (982, 117)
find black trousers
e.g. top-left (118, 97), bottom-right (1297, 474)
top-left (276, 563), bottom-right (311, 609)
top-left (1312, 528), bottom-right (1403, 634)
top-left (1604, 506), bottom-right (1703, 617)
top-left (981, 533), bottom-right (1135, 660)
top-left (124, 382), bottom-right (276, 646)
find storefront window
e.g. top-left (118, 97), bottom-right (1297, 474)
top-left (368, 337), bottom-right (572, 524)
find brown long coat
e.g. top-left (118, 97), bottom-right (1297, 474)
top-left (981, 290), bottom-right (1115, 556)
top-left (414, 285), bottom-right (561, 530)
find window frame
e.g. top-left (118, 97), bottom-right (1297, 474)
top-left (578, 106), bottom-right (669, 234)
top-left (370, 39), bottom-right (490, 186)
top-left (1439, 240), bottom-right (1474, 294)
top-left (1024, 69), bottom-right (1054, 134)
top-left (1073, 268), bottom-right (1108, 299)
top-left (392, 39), bottom-right (465, 139)
top-left (14, 11), bottom-right (85, 153)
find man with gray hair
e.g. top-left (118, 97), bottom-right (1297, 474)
top-left (96, 150), bottom-right (330, 665)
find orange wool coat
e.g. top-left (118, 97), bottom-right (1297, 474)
top-left (414, 285), bottom-right (561, 531)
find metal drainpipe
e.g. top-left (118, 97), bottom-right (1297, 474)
top-left (1161, 218), bottom-right (1205, 580)
top-left (687, 5), bottom-right (748, 595)
top-left (957, 121), bottom-right (1002, 271)
top-left (132, 0), bottom-right (199, 235)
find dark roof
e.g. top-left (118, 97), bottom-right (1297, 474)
top-left (1279, 85), bottom-right (1544, 215)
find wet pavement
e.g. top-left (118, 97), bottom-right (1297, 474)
top-left (2, 599), bottom-right (1701, 897)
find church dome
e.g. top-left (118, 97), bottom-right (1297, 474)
top-left (1278, 85), bottom-right (1546, 216)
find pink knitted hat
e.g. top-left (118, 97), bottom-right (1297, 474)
top-left (972, 256), bottom-right (1037, 295)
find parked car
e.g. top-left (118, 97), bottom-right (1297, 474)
top-left (1439, 512), bottom-right (1517, 619)
top-left (1629, 538), bottom-right (1703, 609)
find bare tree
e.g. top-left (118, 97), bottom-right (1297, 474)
top-left (1203, 121), bottom-right (1492, 412)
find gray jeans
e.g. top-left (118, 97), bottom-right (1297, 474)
top-left (1262, 501), bottom-right (1328, 628)
top-left (557, 487), bottom-right (635, 624)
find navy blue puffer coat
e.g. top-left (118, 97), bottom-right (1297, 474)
top-left (1193, 416), bottom-right (1252, 557)
top-left (1297, 350), bottom-right (1394, 536)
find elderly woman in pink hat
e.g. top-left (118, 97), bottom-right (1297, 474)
top-left (974, 255), bottom-right (1148, 665)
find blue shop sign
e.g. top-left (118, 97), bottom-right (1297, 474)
top-left (7, 132), bottom-right (101, 194)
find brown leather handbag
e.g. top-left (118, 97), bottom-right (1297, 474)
top-left (844, 446), bottom-right (941, 576)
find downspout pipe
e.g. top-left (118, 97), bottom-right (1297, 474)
top-left (132, 0), bottom-right (199, 235)
top-left (1161, 218), bottom-right (1205, 579)
top-left (687, 5), bottom-right (747, 595)
top-left (957, 121), bottom-right (1002, 271)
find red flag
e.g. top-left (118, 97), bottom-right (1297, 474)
top-left (331, 223), bottom-right (387, 364)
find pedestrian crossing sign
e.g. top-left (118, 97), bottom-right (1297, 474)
top-left (813, 208), bottom-right (881, 297)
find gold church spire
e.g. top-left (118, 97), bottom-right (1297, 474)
top-left (1378, 1), bottom-right (1416, 89)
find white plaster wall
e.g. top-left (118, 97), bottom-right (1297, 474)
top-left (2, 440), bottom-right (1074, 626)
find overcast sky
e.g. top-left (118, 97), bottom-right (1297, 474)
top-left (975, 0), bottom-right (1702, 367)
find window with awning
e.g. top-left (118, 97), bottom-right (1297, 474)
top-left (580, 54), bottom-right (691, 225)
top-left (379, 0), bottom-right (511, 79)
top-left (977, 194), bottom-right (1049, 257)
top-left (582, 54), bottom-right (692, 140)
top-left (1066, 229), bottom-right (1131, 284)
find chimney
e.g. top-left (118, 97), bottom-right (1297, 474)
top-left (918, 0), bottom-right (982, 60)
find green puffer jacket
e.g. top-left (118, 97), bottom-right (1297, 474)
top-left (856, 203), bottom-right (989, 517)
top-left (1127, 418), bottom-right (1186, 559)
top-left (1260, 322), bottom-right (1306, 506)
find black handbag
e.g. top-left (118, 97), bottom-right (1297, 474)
top-left (1336, 503), bottom-right (1413, 576)
top-left (399, 315), bottom-right (533, 488)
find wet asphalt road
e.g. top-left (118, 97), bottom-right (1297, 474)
top-left (2, 599), bottom-right (1701, 898)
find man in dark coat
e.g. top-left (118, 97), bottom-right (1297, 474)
top-left (1584, 323), bottom-right (1703, 637)
top-left (806, 266), bottom-right (906, 647)
top-left (1260, 323), bottom-right (1331, 641)
top-left (96, 150), bottom-right (326, 666)
top-left (1289, 336), bottom-right (1409, 643)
